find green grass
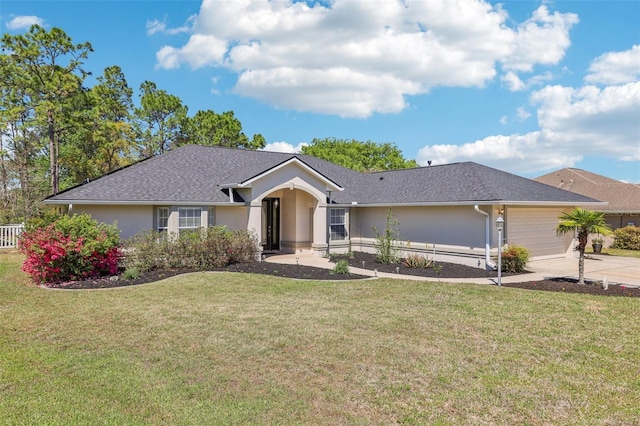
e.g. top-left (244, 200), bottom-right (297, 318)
top-left (2, 250), bottom-right (639, 425)
top-left (586, 247), bottom-right (640, 258)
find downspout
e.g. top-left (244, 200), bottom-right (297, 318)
top-left (326, 190), bottom-right (332, 255)
top-left (474, 205), bottom-right (496, 270)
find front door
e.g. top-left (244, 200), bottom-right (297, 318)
top-left (261, 198), bottom-right (280, 251)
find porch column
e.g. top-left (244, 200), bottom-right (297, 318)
top-left (312, 203), bottom-right (328, 254)
top-left (248, 202), bottom-right (262, 244)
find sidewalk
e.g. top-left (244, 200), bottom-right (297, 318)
top-left (266, 253), bottom-right (640, 287)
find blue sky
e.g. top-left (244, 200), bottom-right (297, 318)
top-left (2, 0), bottom-right (639, 182)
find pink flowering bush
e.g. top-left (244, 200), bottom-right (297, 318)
top-left (18, 213), bottom-right (121, 283)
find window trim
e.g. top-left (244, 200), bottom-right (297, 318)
top-left (157, 207), bottom-right (169, 232)
top-left (329, 208), bottom-right (347, 241)
top-left (208, 207), bottom-right (215, 228)
top-left (178, 207), bottom-right (202, 231)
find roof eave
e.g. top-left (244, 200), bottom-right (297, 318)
top-left (42, 199), bottom-right (248, 206)
top-left (330, 200), bottom-right (607, 208)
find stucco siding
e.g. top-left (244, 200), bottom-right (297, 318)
top-left (71, 205), bottom-right (153, 239)
top-left (216, 206), bottom-right (249, 231)
top-left (506, 207), bottom-right (572, 257)
top-left (352, 206), bottom-right (486, 249)
top-left (281, 189), bottom-right (296, 243)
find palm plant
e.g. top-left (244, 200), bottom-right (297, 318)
top-left (556, 208), bottom-right (612, 284)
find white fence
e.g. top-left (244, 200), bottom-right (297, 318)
top-left (0, 224), bottom-right (24, 249)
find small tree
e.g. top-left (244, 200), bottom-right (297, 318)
top-left (373, 207), bottom-right (401, 264)
top-left (556, 208), bottom-right (612, 284)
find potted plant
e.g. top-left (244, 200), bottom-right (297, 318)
top-left (592, 236), bottom-right (604, 253)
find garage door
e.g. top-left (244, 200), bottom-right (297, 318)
top-left (506, 207), bottom-right (573, 257)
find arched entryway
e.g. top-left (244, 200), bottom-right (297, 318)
top-left (260, 188), bottom-right (319, 253)
top-left (250, 180), bottom-right (326, 254)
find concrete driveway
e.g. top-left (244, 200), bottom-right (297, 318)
top-left (527, 254), bottom-right (640, 286)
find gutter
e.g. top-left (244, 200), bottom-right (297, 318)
top-left (474, 205), bottom-right (496, 270)
top-left (327, 200), bottom-right (607, 208)
top-left (41, 200), bottom-right (247, 206)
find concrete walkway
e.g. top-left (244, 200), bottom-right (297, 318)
top-left (266, 252), bottom-right (640, 287)
top-left (527, 253), bottom-right (640, 286)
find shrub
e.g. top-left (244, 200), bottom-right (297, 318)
top-left (18, 213), bottom-right (121, 283)
top-left (612, 226), bottom-right (640, 251)
top-left (432, 263), bottom-right (442, 275)
top-left (331, 259), bottom-right (350, 275)
top-left (126, 226), bottom-right (258, 273)
top-left (403, 253), bottom-right (433, 269)
top-left (499, 245), bottom-right (530, 273)
top-left (24, 210), bottom-right (63, 232)
top-left (122, 267), bottom-right (140, 280)
top-left (373, 207), bottom-right (401, 264)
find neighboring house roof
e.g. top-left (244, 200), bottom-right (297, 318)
top-left (45, 145), bottom-right (601, 206)
top-left (534, 168), bottom-right (640, 214)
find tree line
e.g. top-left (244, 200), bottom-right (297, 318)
top-left (1, 25), bottom-right (417, 223)
top-left (0, 25), bottom-right (266, 222)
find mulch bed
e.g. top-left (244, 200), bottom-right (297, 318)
top-left (43, 252), bottom-right (639, 298)
top-left (503, 277), bottom-right (639, 298)
top-left (336, 251), bottom-right (521, 279)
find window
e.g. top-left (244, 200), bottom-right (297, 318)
top-left (330, 208), bottom-right (347, 240)
top-left (157, 207), bottom-right (169, 232)
top-left (208, 207), bottom-right (215, 227)
top-left (179, 208), bottom-right (201, 231)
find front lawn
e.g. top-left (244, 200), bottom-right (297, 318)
top-left (1, 251), bottom-right (639, 424)
top-left (586, 247), bottom-right (640, 258)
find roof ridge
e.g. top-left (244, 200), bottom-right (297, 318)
top-left (367, 161), bottom-right (467, 175)
top-left (566, 168), bottom-right (599, 184)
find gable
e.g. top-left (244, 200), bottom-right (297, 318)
top-left (223, 157), bottom-right (343, 192)
top-left (247, 160), bottom-right (342, 202)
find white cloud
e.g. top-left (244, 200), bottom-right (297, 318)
top-left (516, 107), bottom-right (531, 121)
top-left (146, 15), bottom-right (195, 37)
top-left (235, 67), bottom-right (420, 117)
top-left (499, 116), bottom-right (508, 125)
top-left (155, 0), bottom-right (578, 117)
top-left (146, 19), bottom-right (166, 36)
top-left (417, 132), bottom-right (581, 174)
top-left (501, 71), bottom-right (526, 91)
top-left (417, 80), bottom-right (640, 172)
top-left (531, 82), bottom-right (640, 160)
top-left (502, 70), bottom-right (555, 92)
top-left (261, 141), bottom-right (308, 154)
top-left (6, 15), bottom-right (44, 30)
top-left (500, 6), bottom-right (578, 72)
top-left (210, 76), bottom-right (220, 95)
top-left (585, 45), bottom-right (640, 85)
top-left (156, 34), bottom-right (227, 70)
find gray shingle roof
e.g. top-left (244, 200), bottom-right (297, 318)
top-left (45, 145), bottom-right (600, 205)
top-left (331, 162), bottom-right (601, 204)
